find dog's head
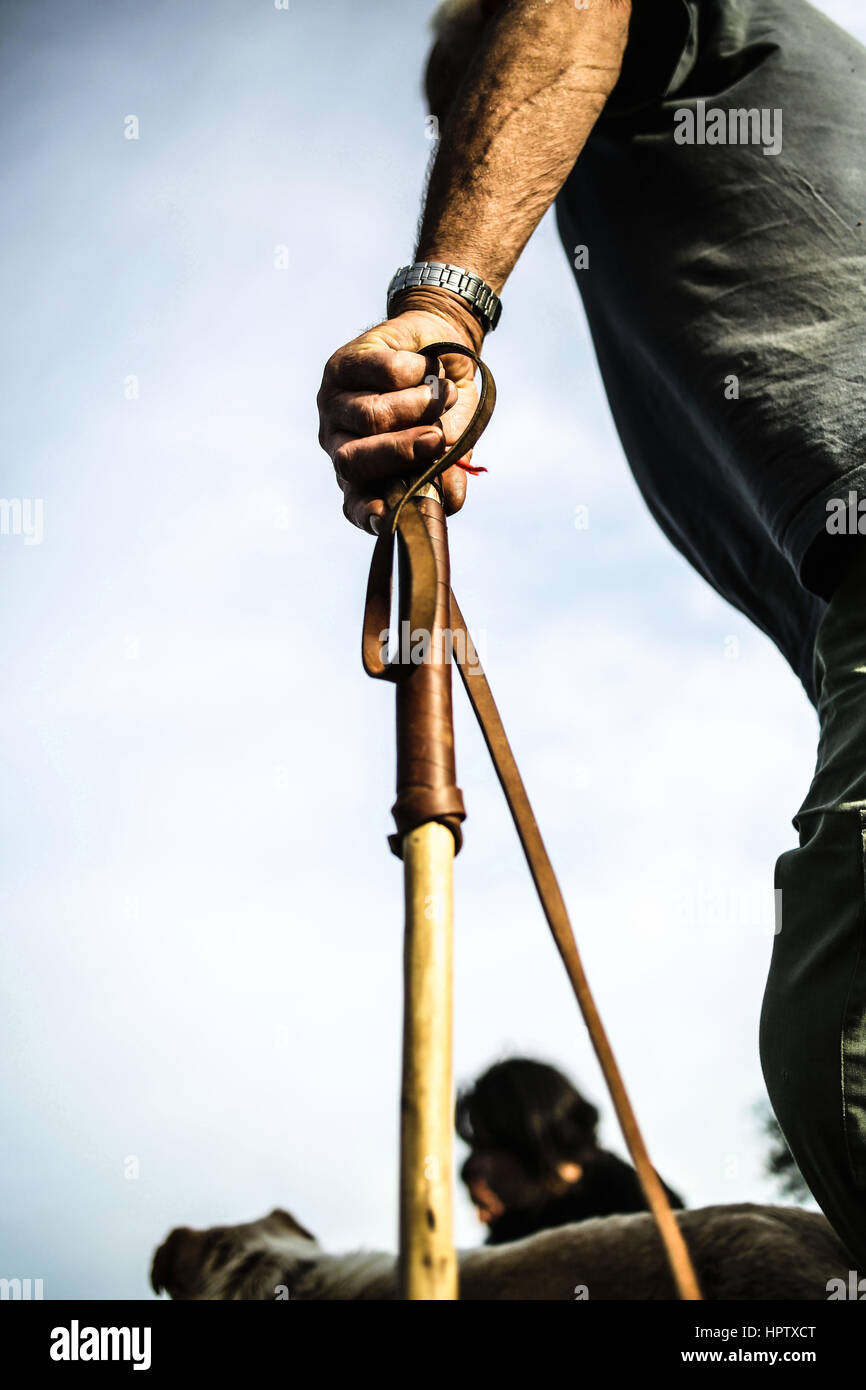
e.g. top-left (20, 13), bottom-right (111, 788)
top-left (151, 1208), bottom-right (320, 1300)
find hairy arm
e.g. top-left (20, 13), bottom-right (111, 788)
top-left (411, 0), bottom-right (631, 303)
top-left (317, 0), bottom-right (632, 531)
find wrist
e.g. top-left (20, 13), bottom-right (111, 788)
top-left (387, 286), bottom-right (486, 356)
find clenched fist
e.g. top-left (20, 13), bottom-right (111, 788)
top-left (316, 302), bottom-right (482, 534)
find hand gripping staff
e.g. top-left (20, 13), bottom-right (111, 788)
top-left (361, 342), bottom-right (701, 1302)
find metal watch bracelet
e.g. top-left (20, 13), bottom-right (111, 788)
top-left (387, 261), bottom-right (502, 334)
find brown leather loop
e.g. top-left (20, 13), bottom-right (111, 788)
top-left (362, 502), bottom-right (437, 684)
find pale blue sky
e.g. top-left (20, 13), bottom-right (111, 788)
top-left (1, 0), bottom-right (864, 1297)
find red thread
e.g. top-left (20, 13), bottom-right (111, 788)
top-left (455, 457), bottom-right (488, 475)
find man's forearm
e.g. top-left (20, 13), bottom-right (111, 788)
top-left (407, 0), bottom-right (631, 303)
top-left (317, 1), bottom-right (633, 528)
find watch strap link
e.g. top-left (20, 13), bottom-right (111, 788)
top-left (387, 261), bottom-right (502, 333)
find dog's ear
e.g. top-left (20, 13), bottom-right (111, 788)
top-left (152, 1225), bottom-right (231, 1299)
top-left (267, 1208), bottom-right (318, 1244)
top-left (151, 1226), bottom-right (198, 1298)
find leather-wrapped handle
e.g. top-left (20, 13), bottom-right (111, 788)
top-left (389, 488), bottom-right (465, 855)
top-left (361, 343), bottom-right (497, 856)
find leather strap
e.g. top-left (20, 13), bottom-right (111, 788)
top-left (448, 595), bottom-right (701, 1301)
top-left (362, 343), bottom-right (702, 1301)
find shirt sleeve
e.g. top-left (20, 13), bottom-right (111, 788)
top-left (602, 0), bottom-right (698, 118)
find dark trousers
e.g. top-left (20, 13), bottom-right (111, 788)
top-left (554, 0), bottom-right (866, 1263)
top-left (763, 552), bottom-right (866, 1266)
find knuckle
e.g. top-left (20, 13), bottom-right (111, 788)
top-left (333, 441), bottom-right (355, 477)
top-left (398, 432), bottom-right (420, 464)
top-left (374, 395), bottom-right (396, 433)
top-left (387, 348), bottom-right (414, 385)
top-left (324, 348), bottom-right (344, 379)
top-left (357, 395), bottom-right (382, 436)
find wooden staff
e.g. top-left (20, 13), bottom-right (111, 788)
top-left (389, 480), bottom-right (463, 1300)
top-left (399, 819), bottom-right (457, 1299)
top-left (360, 347), bottom-right (494, 1300)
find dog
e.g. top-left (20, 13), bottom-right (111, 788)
top-left (152, 1203), bottom-right (850, 1300)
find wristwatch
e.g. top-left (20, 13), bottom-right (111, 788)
top-left (387, 261), bottom-right (502, 333)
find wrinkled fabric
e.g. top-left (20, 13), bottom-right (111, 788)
top-left (556, 0), bottom-right (866, 703)
top-left (764, 552), bottom-right (866, 1263)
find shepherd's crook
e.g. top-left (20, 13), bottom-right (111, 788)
top-left (362, 344), bottom-right (702, 1301)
